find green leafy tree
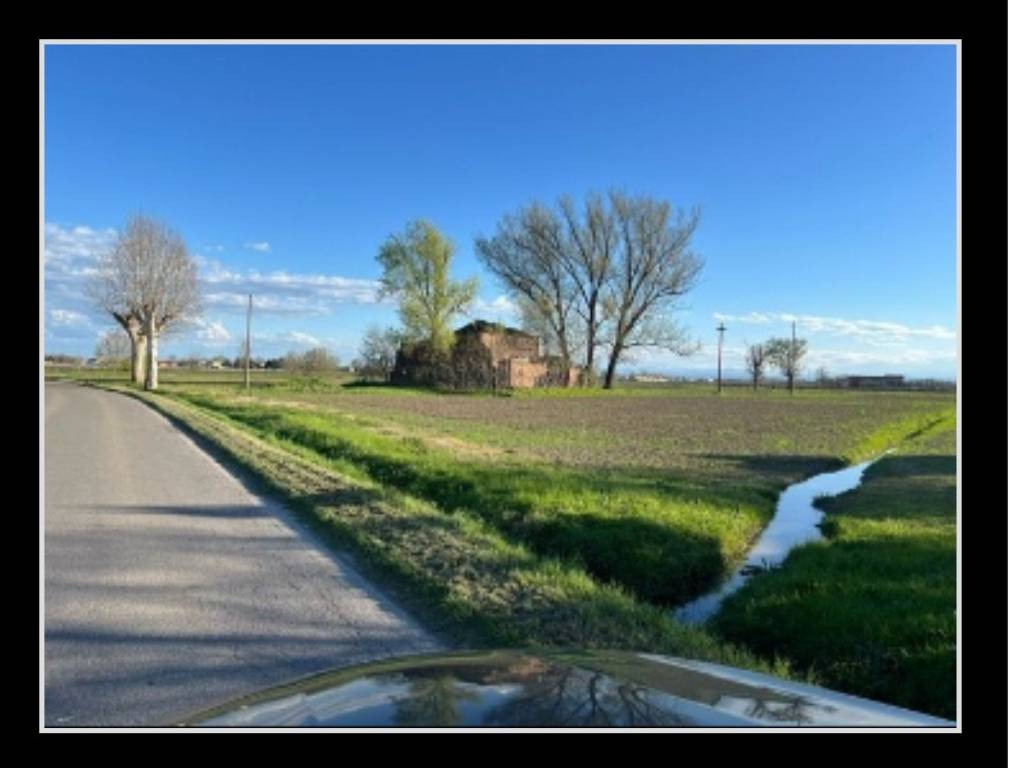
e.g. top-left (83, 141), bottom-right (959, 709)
top-left (377, 220), bottom-right (478, 354)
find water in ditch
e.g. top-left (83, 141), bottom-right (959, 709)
top-left (675, 455), bottom-right (883, 625)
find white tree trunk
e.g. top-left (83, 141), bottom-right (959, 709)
top-left (144, 314), bottom-right (159, 391)
top-left (128, 333), bottom-right (138, 384)
top-left (131, 332), bottom-right (149, 385)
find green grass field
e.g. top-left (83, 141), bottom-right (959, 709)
top-left (56, 369), bottom-right (957, 715)
top-left (87, 373), bottom-right (953, 607)
top-left (711, 413), bottom-right (957, 719)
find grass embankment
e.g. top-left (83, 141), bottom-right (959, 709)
top-left (156, 393), bottom-right (767, 606)
top-left (100, 383), bottom-right (782, 677)
top-left (711, 414), bottom-right (957, 719)
top-left (144, 386), bottom-right (952, 608)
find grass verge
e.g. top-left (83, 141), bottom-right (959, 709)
top-left (710, 413), bottom-right (957, 719)
top-left (132, 387), bottom-right (951, 610)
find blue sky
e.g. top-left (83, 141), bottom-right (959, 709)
top-left (43, 43), bottom-right (958, 378)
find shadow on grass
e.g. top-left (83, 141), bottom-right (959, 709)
top-left (697, 453), bottom-right (845, 482)
top-left (136, 390), bottom-right (888, 611)
top-left (341, 380), bottom-right (509, 397)
top-left (342, 380), bottom-right (399, 390)
top-left (864, 454), bottom-right (957, 480)
top-left (522, 514), bottom-right (728, 607)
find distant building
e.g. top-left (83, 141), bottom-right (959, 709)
top-left (459, 320), bottom-right (581, 388)
top-left (838, 374), bottom-right (905, 389)
top-left (392, 320), bottom-right (581, 389)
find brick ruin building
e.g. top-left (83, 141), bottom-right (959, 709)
top-left (391, 320), bottom-right (580, 389)
top-left (459, 320), bottom-right (582, 388)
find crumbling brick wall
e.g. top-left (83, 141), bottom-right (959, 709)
top-left (477, 330), bottom-right (539, 362)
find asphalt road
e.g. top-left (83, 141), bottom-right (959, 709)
top-left (43, 382), bottom-right (442, 727)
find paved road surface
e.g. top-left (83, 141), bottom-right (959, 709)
top-left (44, 382), bottom-right (441, 727)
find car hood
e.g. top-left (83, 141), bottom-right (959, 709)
top-left (181, 649), bottom-right (954, 728)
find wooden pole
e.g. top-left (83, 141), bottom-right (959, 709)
top-left (245, 293), bottom-right (252, 392)
top-left (716, 322), bottom-right (726, 394)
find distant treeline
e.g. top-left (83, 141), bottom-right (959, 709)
top-left (712, 376), bottom-right (956, 392)
top-left (44, 348), bottom-right (349, 373)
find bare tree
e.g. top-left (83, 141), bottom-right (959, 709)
top-left (284, 347), bottom-right (339, 375)
top-left (86, 250), bottom-right (147, 383)
top-left (475, 204), bottom-right (579, 383)
top-left (358, 326), bottom-right (402, 381)
top-left (95, 329), bottom-right (131, 368)
top-left (477, 192), bottom-right (696, 388)
top-left (746, 343), bottom-right (766, 391)
top-left (764, 336), bottom-right (809, 394)
top-left (601, 193), bottom-right (703, 388)
top-left (556, 194), bottom-right (616, 386)
top-left (514, 295), bottom-right (583, 364)
top-left (301, 347), bottom-right (339, 373)
top-left (89, 215), bottom-right (202, 390)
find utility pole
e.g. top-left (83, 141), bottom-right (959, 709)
top-left (245, 293), bottom-right (252, 392)
top-left (716, 322), bottom-right (727, 394)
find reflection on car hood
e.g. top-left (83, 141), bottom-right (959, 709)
top-left (181, 649), bottom-right (955, 728)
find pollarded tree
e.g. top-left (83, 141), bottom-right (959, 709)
top-left (130, 216), bottom-right (203, 390)
top-left (746, 343), bottom-right (766, 391)
top-left (89, 215), bottom-right (203, 390)
top-left (87, 246), bottom-right (148, 384)
top-left (377, 220), bottom-right (478, 355)
top-left (764, 336), bottom-right (809, 395)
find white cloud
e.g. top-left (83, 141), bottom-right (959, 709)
top-left (196, 320), bottom-right (231, 342)
top-left (470, 294), bottom-right (519, 323)
top-left (284, 331), bottom-right (321, 346)
top-left (803, 347), bottom-right (957, 368)
top-left (244, 241), bottom-right (271, 252)
top-left (711, 311), bottom-right (774, 325)
top-left (712, 311), bottom-right (956, 343)
top-left (619, 341), bottom-right (956, 378)
top-left (203, 291), bottom-right (332, 316)
top-left (44, 221), bottom-right (397, 359)
top-left (45, 222), bottom-right (116, 259)
top-left (45, 222), bottom-right (386, 323)
top-left (48, 309), bottom-right (90, 327)
top-left (200, 261), bottom-right (383, 313)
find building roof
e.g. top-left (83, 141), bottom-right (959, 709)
top-left (455, 319), bottom-right (533, 337)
